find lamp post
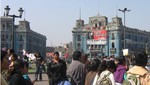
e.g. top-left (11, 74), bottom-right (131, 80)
top-left (4, 5), bottom-right (24, 49)
top-left (118, 8), bottom-right (130, 49)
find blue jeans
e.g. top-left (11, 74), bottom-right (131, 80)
top-left (35, 65), bottom-right (42, 80)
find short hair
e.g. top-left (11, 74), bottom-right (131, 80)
top-left (1, 50), bottom-right (7, 62)
top-left (134, 51), bottom-right (148, 66)
top-left (54, 52), bottom-right (59, 57)
top-left (72, 51), bottom-right (82, 60)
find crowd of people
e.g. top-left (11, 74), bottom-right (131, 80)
top-left (1, 49), bottom-right (150, 85)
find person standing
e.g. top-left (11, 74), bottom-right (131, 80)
top-left (85, 59), bottom-right (101, 85)
top-left (114, 56), bottom-right (126, 85)
top-left (47, 62), bottom-right (71, 85)
top-left (67, 51), bottom-right (86, 85)
top-left (34, 52), bottom-right (44, 81)
top-left (47, 51), bottom-right (67, 84)
top-left (8, 60), bottom-right (26, 85)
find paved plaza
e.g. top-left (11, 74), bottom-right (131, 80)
top-left (29, 73), bottom-right (49, 85)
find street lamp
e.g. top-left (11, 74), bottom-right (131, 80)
top-left (4, 5), bottom-right (24, 49)
top-left (118, 8), bottom-right (130, 49)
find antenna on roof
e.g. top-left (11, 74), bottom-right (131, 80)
top-left (79, 8), bottom-right (81, 20)
top-left (4, 12), bottom-right (6, 16)
top-left (24, 9), bottom-right (26, 21)
top-left (98, 0), bottom-right (100, 15)
top-left (116, 4), bottom-right (118, 17)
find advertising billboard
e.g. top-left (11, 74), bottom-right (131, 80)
top-left (92, 29), bottom-right (107, 40)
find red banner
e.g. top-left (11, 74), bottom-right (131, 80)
top-left (93, 29), bottom-right (107, 40)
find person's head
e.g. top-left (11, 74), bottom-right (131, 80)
top-left (34, 52), bottom-right (41, 58)
top-left (133, 51), bottom-right (148, 66)
top-left (1, 50), bottom-right (9, 71)
top-left (53, 52), bottom-right (59, 61)
top-left (114, 57), bottom-right (119, 65)
top-left (118, 56), bottom-right (126, 65)
top-left (22, 61), bottom-right (29, 74)
top-left (11, 59), bottom-right (24, 75)
top-left (88, 59), bottom-right (101, 72)
top-left (47, 62), bottom-right (67, 85)
top-left (10, 53), bottom-right (18, 62)
top-left (7, 48), bottom-right (14, 55)
top-left (72, 51), bottom-right (82, 61)
top-left (98, 60), bottom-right (107, 75)
top-left (106, 61), bottom-right (116, 73)
top-left (80, 53), bottom-right (89, 63)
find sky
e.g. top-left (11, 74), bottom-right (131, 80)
top-left (1, 0), bottom-right (150, 46)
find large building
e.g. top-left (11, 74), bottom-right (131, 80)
top-left (72, 14), bottom-right (150, 57)
top-left (0, 16), bottom-right (47, 57)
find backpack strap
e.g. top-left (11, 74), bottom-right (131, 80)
top-left (107, 72), bottom-right (111, 76)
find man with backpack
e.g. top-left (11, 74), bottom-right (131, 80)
top-left (122, 51), bottom-right (150, 85)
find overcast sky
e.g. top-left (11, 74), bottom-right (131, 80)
top-left (1, 0), bottom-right (150, 46)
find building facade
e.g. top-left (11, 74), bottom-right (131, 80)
top-left (0, 16), bottom-right (47, 57)
top-left (72, 14), bottom-right (150, 57)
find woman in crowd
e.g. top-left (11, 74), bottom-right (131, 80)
top-left (8, 59), bottom-right (26, 85)
top-left (93, 60), bottom-right (116, 85)
top-left (85, 59), bottom-right (101, 85)
top-left (47, 61), bottom-right (71, 85)
top-left (9, 53), bottom-right (18, 69)
top-left (22, 61), bottom-right (35, 85)
top-left (114, 56), bottom-right (126, 85)
top-left (1, 50), bottom-right (9, 85)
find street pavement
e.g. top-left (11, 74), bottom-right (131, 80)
top-left (29, 73), bottom-right (49, 85)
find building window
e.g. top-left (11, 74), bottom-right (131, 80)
top-left (19, 35), bottom-right (23, 41)
top-left (112, 42), bottom-right (115, 48)
top-left (112, 33), bottom-right (115, 40)
top-left (2, 34), bottom-right (5, 41)
top-left (2, 24), bottom-right (5, 28)
top-left (19, 44), bottom-right (23, 50)
top-left (95, 23), bottom-right (97, 27)
top-left (6, 34), bottom-right (9, 40)
top-left (77, 35), bottom-right (81, 41)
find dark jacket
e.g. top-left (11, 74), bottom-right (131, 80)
top-left (8, 74), bottom-right (26, 85)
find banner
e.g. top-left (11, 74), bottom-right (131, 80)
top-left (92, 29), bottom-right (107, 40)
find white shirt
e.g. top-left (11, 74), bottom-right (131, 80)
top-left (92, 70), bottom-right (116, 85)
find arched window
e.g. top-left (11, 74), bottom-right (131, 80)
top-left (95, 23), bottom-right (97, 27)
top-left (112, 33), bottom-right (115, 40)
top-left (77, 35), bottom-right (81, 41)
top-left (112, 42), bottom-right (115, 48)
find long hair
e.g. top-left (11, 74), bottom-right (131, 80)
top-left (98, 60), bottom-right (107, 75)
top-left (47, 62), bottom-right (68, 85)
top-left (88, 59), bottom-right (101, 71)
top-left (10, 59), bottom-right (24, 75)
